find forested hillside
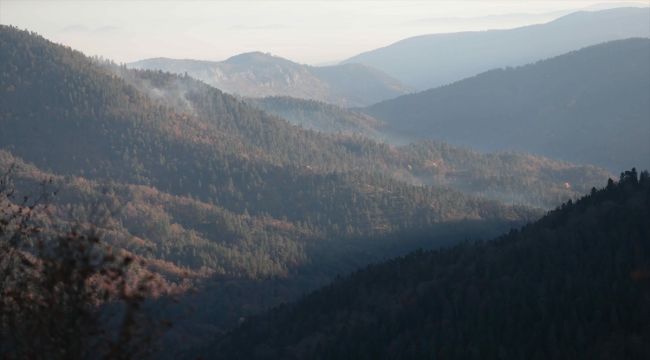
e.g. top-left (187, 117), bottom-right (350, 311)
top-left (0, 25), bottom-right (549, 339)
top-left (205, 169), bottom-right (650, 360)
top-left (359, 38), bottom-right (650, 173)
top-left (103, 61), bottom-right (611, 210)
top-left (0, 27), bottom-right (626, 354)
top-left (342, 7), bottom-right (650, 90)
top-left (128, 53), bottom-right (413, 108)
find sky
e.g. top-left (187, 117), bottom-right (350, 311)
top-left (1, 1), bottom-right (648, 65)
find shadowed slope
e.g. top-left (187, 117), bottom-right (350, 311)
top-left (205, 170), bottom-right (650, 359)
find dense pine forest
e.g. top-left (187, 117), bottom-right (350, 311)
top-left (202, 170), bottom-right (650, 359)
top-left (0, 24), bottom-right (646, 359)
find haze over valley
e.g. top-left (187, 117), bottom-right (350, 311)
top-left (129, 54), bottom-right (413, 108)
top-left (1, 2), bottom-right (648, 359)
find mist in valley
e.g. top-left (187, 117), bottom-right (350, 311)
top-left (1, 1), bottom-right (649, 359)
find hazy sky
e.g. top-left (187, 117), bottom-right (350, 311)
top-left (1, 1), bottom-right (648, 65)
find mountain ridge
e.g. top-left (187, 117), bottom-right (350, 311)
top-left (357, 38), bottom-right (650, 173)
top-left (341, 7), bottom-right (650, 90)
top-left (128, 52), bottom-right (413, 108)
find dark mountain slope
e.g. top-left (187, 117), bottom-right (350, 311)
top-left (206, 169), bottom-right (650, 360)
top-left (359, 38), bottom-right (650, 173)
top-left (128, 53), bottom-right (413, 107)
top-left (0, 149), bottom-right (547, 353)
top-left (342, 7), bottom-right (650, 90)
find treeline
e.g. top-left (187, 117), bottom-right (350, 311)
top-left (206, 169), bottom-right (650, 359)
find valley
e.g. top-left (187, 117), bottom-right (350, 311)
top-left (1, 3), bottom-right (648, 359)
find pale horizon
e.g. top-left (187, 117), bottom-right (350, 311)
top-left (1, 1), bottom-right (648, 65)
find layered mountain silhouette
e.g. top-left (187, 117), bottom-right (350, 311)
top-left (342, 7), bottom-right (650, 90)
top-left (128, 52), bottom-right (413, 107)
top-left (0, 26), bottom-right (633, 356)
top-left (357, 38), bottom-right (650, 173)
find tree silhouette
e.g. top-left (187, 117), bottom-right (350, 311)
top-left (0, 165), bottom-right (170, 359)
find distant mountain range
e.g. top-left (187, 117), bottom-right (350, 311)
top-left (342, 7), bottom-right (650, 90)
top-left (398, 2), bottom-right (647, 28)
top-left (128, 52), bottom-right (413, 107)
top-left (357, 38), bottom-right (650, 173)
